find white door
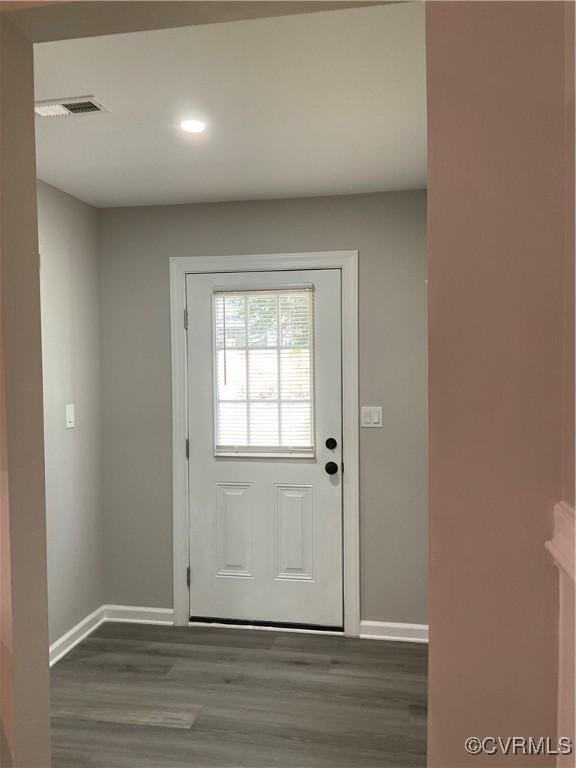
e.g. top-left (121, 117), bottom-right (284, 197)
top-left (186, 269), bottom-right (343, 628)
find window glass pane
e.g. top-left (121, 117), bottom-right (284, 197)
top-left (280, 294), bottom-right (310, 347)
top-left (213, 288), bottom-right (314, 454)
top-left (280, 349), bottom-right (311, 401)
top-left (216, 350), bottom-right (246, 401)
top-left (248, 349), bottom-right (278, 401)
top-left (247, 295), bottom-right (277, 347)
top-left (217, 402), bottom-right (247, 445)
top-left (281, 402), bottom-right (312, 447)
top-left (215, 294), bottom-right (246, 349)
top-left (250, 403), bottom-right (279, 446)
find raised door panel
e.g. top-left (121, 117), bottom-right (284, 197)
top-left (275, 484), bottom-right (313, 581)
top-left (215, 483), bottom-right (253, 578)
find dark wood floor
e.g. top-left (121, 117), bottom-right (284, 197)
top-left (50, 622), bottom-right (427, 768)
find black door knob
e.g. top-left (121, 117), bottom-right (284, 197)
top-left (325, 437), bottom-right (337, 450)
top-left (325, 461), bottom-right (339, 475)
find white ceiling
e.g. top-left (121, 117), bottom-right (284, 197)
top-left (34, 3), bottom-right (426, 208)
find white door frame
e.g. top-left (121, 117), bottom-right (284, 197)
top-left (169, 251), bottom-right (360, 635)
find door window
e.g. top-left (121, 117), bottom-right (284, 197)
top-left (213, 288), bottom-right (315, 456)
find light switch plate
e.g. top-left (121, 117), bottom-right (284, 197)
top-left (65, 404), bottom-right (75, 429)
top-left (361, 406), bottom-right (382, 428)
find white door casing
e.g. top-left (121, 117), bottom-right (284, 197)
top-left (170, 252), bottom-right (359, 634)
top-left (186, 269), bottom-right (342, 627)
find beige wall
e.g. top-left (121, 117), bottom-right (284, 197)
top-left (426, 2), bottom-right (574, 765)
top-left (37, 181), bottom-right (105, 645)
top-left (99, 191), bottom-right (428, 624)
top-left (0, 15), bottom-right (51, 768)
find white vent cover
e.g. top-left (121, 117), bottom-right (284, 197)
top-left (34, 95), bottom-right (108, 118)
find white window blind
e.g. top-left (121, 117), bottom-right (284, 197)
top-left (213, 288), bottom-right (315, 456)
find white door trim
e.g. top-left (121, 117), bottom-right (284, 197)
top-left (169, 251), bottom-right (360, 635)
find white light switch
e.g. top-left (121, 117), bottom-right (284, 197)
top-left (361, 406), bottom-right (382, 428)
top-left (65, 404), bottom-right (75, 429)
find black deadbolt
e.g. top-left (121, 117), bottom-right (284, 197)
top-left (325, 461), bottom-right (339, 475)
top-left (325, 437), bottom-right (337, 450)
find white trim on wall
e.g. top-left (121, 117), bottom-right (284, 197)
top-left (49, 606), bottom-right (105, 667)
top-left (103, 605), bottom-right (175, 625)
top-left (50, 605), bottom-right (427, 669)
top-left (49, 605), bottom-right (175, 666)
top-left (360, 620), bottom-right (429, 643)
top-left (169, 251), bottom-right (360, 636)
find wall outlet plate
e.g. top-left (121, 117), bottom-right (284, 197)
top-left (361, 406), bottom-right (382, 428)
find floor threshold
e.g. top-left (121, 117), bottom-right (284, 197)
top-left (189, 617), bottom-right (344, 635)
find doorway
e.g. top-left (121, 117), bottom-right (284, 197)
top-left (170, 252), bottom-right (360, 633)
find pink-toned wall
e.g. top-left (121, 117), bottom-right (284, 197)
top-left (0, 216), bottom-right (14, 765)
top-left (426, 2), bottom-right (574, 766)
top-left (0, 14), bottom-right (51, 768)
top-left (558, 3), bottom-right (575, 762)
top-left (0, 17), bottom-right (16, 764)
top-left (0, 2), bottom-right (573, 767)
top-left (561, 0), bottom-right (575, 511)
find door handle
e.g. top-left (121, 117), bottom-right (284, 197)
top-left (324, 461), bottom-right (339, 475)
top-left (325, 437), bottom-right (337, 450)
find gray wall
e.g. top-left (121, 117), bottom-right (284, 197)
top-left (38, 181), bottom-right (105, 643)
top-left (100, 191), bottom-right (427, 624)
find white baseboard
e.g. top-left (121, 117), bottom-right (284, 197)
top-left (49, 606), bottom-right (106, 666)
top-left (49, 604), bottom-right (175, 666)
top-left (103, 605), bottom-right (175, 625)
top-left (50, 608), bottom-right (426, 667)
top-left (359, 620), bottom-right (428, 643)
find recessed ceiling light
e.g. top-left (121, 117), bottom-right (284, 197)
top-left (180, 119), bottom-right (206, 134)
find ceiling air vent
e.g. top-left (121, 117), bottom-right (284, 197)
top-left (34, 95), bottom-right (108, 118)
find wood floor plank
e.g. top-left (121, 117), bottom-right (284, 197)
top-left (190, 701), bottom-right (425, 750)
top-left (51, 622), bottom-right (427, 768)
top-left (70, 635), bottom-right (334, 673)
top-left (93, 623), bottom-right (277, 649)
top-left (51, 703), bottom-right (202, 729)
top-left (51, 718), bottom-right (247, 768)
top-left (164, 657), bottom-right (427, 707)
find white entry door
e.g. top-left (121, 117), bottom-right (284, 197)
top-left (186, 268), bottom-right (343, 628)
